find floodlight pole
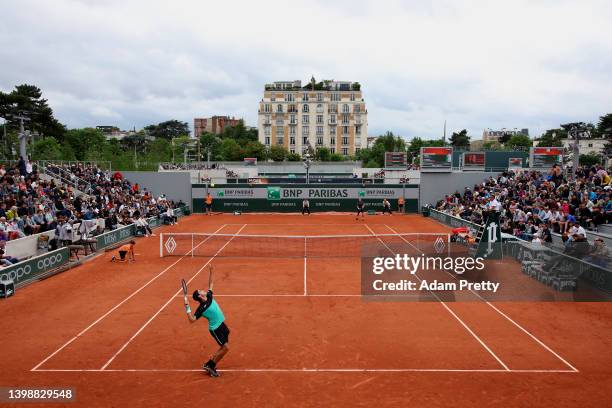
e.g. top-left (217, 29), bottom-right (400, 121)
top-left (304, 153), bottom-right (312, 184)
top-left (14, 114), bottom-right (31, 159)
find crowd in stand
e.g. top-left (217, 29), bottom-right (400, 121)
top-left (160, 162), bottom-right (228, 171)
top-left (0, 159), bottom-right (182, 266)
top-left (435, 164), bottom-right (611, 264)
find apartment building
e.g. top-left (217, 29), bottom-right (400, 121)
top-left (194, 116), bottom-right (240, 136)
top-left (258, 78), bottom-right (367, 156)
top-left (482, 128), bottom-right (529, 143)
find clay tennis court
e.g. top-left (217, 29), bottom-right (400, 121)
top-left (1, 214), bottom-right (611, 407)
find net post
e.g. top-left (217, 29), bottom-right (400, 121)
top-left (160, 233), bottom-right (163, 258)
top-left (192, 234), bottom-right (194, 257)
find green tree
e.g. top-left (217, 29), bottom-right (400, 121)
top-left (330, 153), bottom-right (344, 161)
top-left (315, 147), bottom-right (331, 161)
top-left (269, 145), bottom-right (288, 161)
top-left (0, 84), bottom-right (66, 140)
top-left (199, 132), bottom-right (222, 160)
top-left (64, 128), bottom-right (108, 160)
top-left (507, 134), bottom-right (532, 149)
top-left (145, 138), bottom-right (172, 163)
top-left (30, 138), bottom-right (63, 160)
top-left (537, 128), bottom-right (565, 147)
top-left (596, 113), bottom-right (612, 139)
top-left (218, 138), bottom-right (244, 161)
top-left (579, 153), bottom-right (601, 166)
top-left (449, 129), bottom-right (470, 148)
top-left (287, 152), bottom-right (302, 161)
top-left (145, 120), bottom-right (190, 140)
top-left (244, 141), bottom-right (267, 160)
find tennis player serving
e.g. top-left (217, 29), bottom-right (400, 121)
top-left (184, 266), bottom-right (230, 378)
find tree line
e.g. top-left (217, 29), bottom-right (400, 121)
top-left (1, 84), bottom-right (609, 169)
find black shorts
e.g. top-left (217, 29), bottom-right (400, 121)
top-left (206, 203), bottom-right (212, 209)
top-left (209, 322), bottom-right (230, 346)
top-left (119, 250), bottom-right (128, 260)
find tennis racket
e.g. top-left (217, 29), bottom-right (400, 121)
top-left (181, 278), bottom-right (191, 314)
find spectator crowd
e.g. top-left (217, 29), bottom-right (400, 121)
top-left (435, 164), bottom-right (611, 265)
top-left (0, 158), bottom-right (183, 266)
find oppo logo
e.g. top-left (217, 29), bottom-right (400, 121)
top-left (1, 264), bottom-right (32, 281)
top-left (0, 253), bottom-right (65, 282)
top-left (37, 253), bottom-right (64, 269)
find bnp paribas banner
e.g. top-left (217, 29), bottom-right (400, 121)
top-left (194, 185), bottom-right (418, 200)
top-left (191, 184), bottom-right (420, 213)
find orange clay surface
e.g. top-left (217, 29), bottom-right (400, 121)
top-left (1, 213), bottom-right (611, 407)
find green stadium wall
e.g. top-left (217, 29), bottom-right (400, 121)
top-left (191, 184), bottom-right (420, 213)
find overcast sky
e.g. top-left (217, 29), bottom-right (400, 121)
top-left (1, 0), bottom-right (610, 140)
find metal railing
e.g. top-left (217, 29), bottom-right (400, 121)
top-left (43, 165), bottom-right (94, 196)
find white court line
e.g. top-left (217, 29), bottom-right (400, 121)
top-left (31, 224), bottom-right (228, 372)
top-left (385, 224), bottom-right (579, 373)
top-left (364, 224), bottom-right (510, 371)
top-left (170, 294), bottom-right (426, 299)
top-left (304, 237), bottom-right (307, 296)
top-left (100, 224), bottom-right (247, 370)
top-left (33, 368), bottom-right (578, 373)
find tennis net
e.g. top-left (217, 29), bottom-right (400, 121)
top-left (159, 232), bottom-right (451, 258)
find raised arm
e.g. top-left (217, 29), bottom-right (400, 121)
top-left (208, 265), bottom-right (214, 291)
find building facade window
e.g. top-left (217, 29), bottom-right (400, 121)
top-left (290, 114), bottom-right (296, 124)
top-left (354, 105), bottom-right (360, 113)
top-left (264, 114), bottom-right (271, 124)
top-left (342, 104), bottom-right (349, 113)
top-left (276, 137), bottom-right (284, 145)
top-left (264, 104), bottom-right (271, 113)
top-left (350, 93), bottom-right (355, 101)
top-left (302, 93), bottom-right (309, 101)
top-left (316, 136), bottom-right (323, 145)
top-left (289, 126), bottom-right (296, 135)
top-left (330, 147), bottom-right (336, 154)
top-left (264, 127), bottom-right (271, 136)
top-left (316, 115), bottom-right (323, 124)
top-left (276, 118), bottom-right (284, 126)
top-left (302, 115), bottom-right (309, 123)
top-left (342, 136), bottom-right (349, 145)
top-left (302, 104), bottom-right (309, 113)
top-left (276, 127), bottom-right (284, 136)
top-left (355, 125), bottom-right (361, 135)
top-left (290, 136), bottom-right (296, 145)
top-left (330, 137), bottom-right (336, 145)
top-left (317, 93), bottom-right (323, 102)
top-left (329, 114), bottom-right (336, 124)
top-left (316, 104), bottom-right (324, 113)
top-left (329, 104), bottom-right (337, 113)
top-left (342, 147), bottom-right (349, 155)
top-left (265, 137), bottom-right (270, 145)
top-left (277, 104), bottom-right (283, 113)
top-left (303, 136), bottom-right (309, 145)
top-left (316, 126), bottom-right (323, 135)
top-left (288, 104), bottom-right (297, 113)
top-left (342, 114), bottom-right (349, 124)
top-left (302, 126), bottom-right (309, 135)
top-left (343, 126), bottom-right (349, 135)
top-left (286, 93), bottom-right (295, 102)
top-left (331, 93), bottom-right (340, 102)
top-left (330, 127), bottom-right (336, 135)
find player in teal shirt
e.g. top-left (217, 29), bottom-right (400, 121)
top-left (185, 267), bottom-right (229, 377)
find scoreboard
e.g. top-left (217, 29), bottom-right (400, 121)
top-left (420, 147), bottom-right (453, 172)
top-left (530, 147), bottom-right (563, 168)
top-left (384, 152), bottom-right (408, 168)
top-left (462, 152), bottom-right (485, 169)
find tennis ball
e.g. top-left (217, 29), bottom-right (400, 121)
top-left (211, 183), bottom-right (215, 187)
